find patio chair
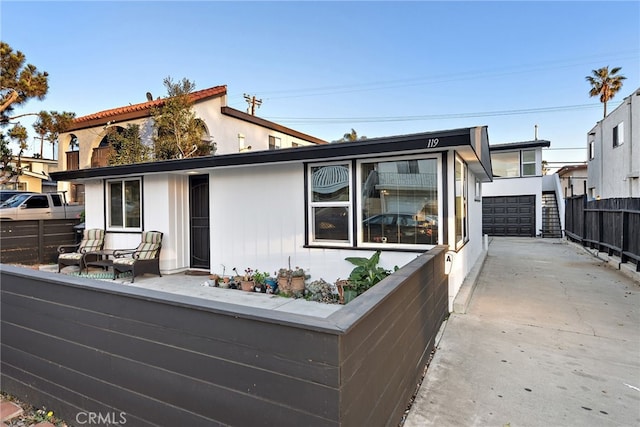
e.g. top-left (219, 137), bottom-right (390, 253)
top-left (57, 228), bottom-right (105, 272)
top-left (112, 231), bottom-right (163, 282)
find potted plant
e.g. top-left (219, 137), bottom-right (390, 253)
top-left (239, 268), bottom-right (255, 292)
top-left (340, 251), bottom-right (396, 303)
top-left (276, 257), bottom-right (308, 295)
top-left (264, 276), bottom-right (278, 294)
top-left (253, 270), bottom-right (268, 293)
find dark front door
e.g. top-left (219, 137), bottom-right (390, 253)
top-left (189, 175), bottom-right (210, 269)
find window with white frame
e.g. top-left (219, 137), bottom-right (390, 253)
top-left (107, 178), bottom-right (141, 230)
top-left (307, 155), bottom-right (441, 248)
top-left (455, 156), bottom-right (468, 249)
top-left (588, 140), bottom-right (595, 160)
top-left (269, 136), bottom-right (281, 150)
top-left (521, 150), bottom-right (536, 176)
top-left (309, 163), bottom-right (351, 244)
top-left (613, 122), bottom-right (624, 147)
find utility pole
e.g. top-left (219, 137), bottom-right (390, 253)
top-left (243, 93), bottom-right (262, 116)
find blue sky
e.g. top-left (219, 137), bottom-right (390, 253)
top-left (2, 1), bottom-right (639, 167)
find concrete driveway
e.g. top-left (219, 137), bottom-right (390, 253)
top-left (404, 237), bottom-right (640, 427)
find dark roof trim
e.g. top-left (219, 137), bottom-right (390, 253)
top-left (51, 127), bottom-right (488, 181)
top-left (490, 140), bottom-right (551, 151)
top-left (556, 164), bottom-right (587, 176)
top-left (221, 107), bottom-right (327, 145)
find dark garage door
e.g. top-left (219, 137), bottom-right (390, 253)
top-left (482, 195), bottom-right (536, 237)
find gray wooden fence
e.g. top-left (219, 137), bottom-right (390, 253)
top-left (0, 219), bottom-right (81, 265)
top-left (1, 247), bottom-right (447, 426)
top-left (565, 196), bottom-right (640, 271)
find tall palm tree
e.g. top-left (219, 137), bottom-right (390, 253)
top-left (586, 66), bottom-right (626, 118)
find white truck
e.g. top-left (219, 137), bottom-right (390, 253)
top-left (0, 192), bottom-right (84, 220)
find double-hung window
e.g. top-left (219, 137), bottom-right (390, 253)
top-left (521, 150), bottom-right (536, 176)
top-left (107, 178), bottom-right (141, 230)
top-left (269, 136), bottom-right (281, 150)
top-left (309, 163), bottom-right (351, 245)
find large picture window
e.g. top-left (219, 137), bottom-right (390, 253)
top-left (360, 158), bottom-right (439, 246)
top-left (491, 152), bottom-right (520, 178)
top-left (107, 178), bottom-right (141, 230)
top-left (492, 149), bottom-right (539, 178)
top-left (307, 155), bottom-right (440, 249)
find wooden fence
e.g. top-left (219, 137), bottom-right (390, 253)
top-left (0, 219), bottom-right (81, 265)
top-left (1, 247), bottom-right (448, 426)
top-left (565, 196), bottom-right (640, 271)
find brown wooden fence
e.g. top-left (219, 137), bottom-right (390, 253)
top-left (1, 247), bottom-right (448, 426)
top-left (565, 196), bottom-right (640, 271)
top-left (0, 219), bottom-right (81, 265)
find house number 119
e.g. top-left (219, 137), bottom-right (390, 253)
top-left (427, 138), bottom-right (439, 148)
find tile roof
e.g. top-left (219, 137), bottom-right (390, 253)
top-left (69, 85), bottom-right (227, 130)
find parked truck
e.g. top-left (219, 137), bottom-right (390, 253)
top-left (0, 192), bottom-right (84, 220)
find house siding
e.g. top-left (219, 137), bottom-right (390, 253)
top-left (587, 88), bottom-right (640, 199)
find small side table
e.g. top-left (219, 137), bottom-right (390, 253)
top-left (84, 250), bottom-right (115, 273)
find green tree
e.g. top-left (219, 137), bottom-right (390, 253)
top-left (334, 128), bottom-right (367, 143)
top-left (586, 66), bottom-right (627, 118)
top-left (107, 124), bottom-right (151, 165)
top-left (152, 77), bottom-right (211, 160)
top-left (1, 42), bottom-right (74, 164)
top-left (0, 41), bottom-right (49, 119)
top-left (32, 111), bottom-right (76, 159)
top-left (7, 123), bottom-right (28, 173)
top-left (0, 133), bottom-right (13, 172)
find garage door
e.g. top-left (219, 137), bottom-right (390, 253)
top-left (482, 195), bottom-right (535, 237)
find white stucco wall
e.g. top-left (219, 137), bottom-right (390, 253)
top-left (588, 89), bottom-right (640, 198)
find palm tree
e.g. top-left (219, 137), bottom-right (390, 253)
top-left (585, 66), bottom-right (626, 118)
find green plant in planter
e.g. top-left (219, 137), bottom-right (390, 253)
top-left (305, 279), bottom-right (339, 304)
top-left (344, 250), bottom-right (396, 297)
top-left (253, 270), bottom-right (268, 285)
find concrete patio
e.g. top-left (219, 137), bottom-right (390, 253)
top-left (44, 264), bottom-right (343, 319)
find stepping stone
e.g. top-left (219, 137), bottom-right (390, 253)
top-left (0, 399), bottom-right (23, 422)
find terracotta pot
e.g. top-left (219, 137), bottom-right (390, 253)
top-left (290, 276), bottom-right (305, 292)
top-left (240, 280), bottom-right (255, 292)
top-left (278, 276), bottom-right (291, 293)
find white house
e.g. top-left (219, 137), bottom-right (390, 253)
top-left (587, 87), bottom-right (640, 199)
top-left (481, 139), bottom-right (559, 237)
top-left (556, 164), bottom-right (588, 199)
top-left (0, 155), bottom-right (59, 193)
top-left (51, 126), bottom-right (493, 310)
top-left (55, 85), bottom-right (327, 203)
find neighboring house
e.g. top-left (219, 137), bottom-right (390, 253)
top-left (0, 156), bottom-right (59, 193)
top-left (56, 85), bottom-right (327, 203)
top-left (587, 88), bottom-right (640, 199)
top-left (556, 164), bottom-right (588, 199)
top-left (51, 126), bottom-right (493, 310)
top-left (481, 139), bottom-right (561, 237)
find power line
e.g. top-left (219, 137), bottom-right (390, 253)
top-left (228, 49), bottom-right (638, 103)
top-left (262, 102), bottom-right (610, 124)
